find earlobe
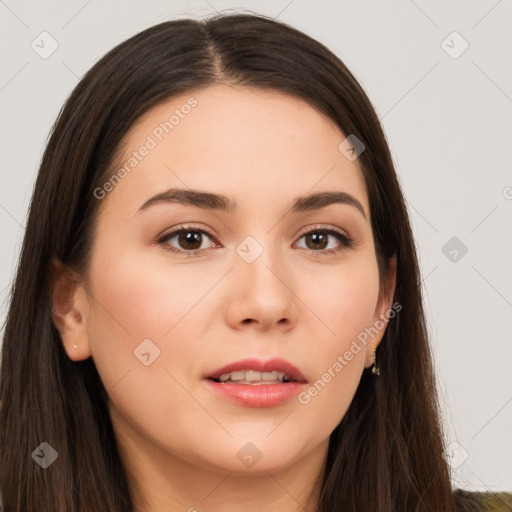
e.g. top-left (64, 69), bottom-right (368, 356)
top-left (50, 257), bottom-right (92, 361)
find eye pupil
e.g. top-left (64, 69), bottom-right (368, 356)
top-left (179, 231), bottom-right (202, 250)
top-left (306, 232), bottom-right (328, 250)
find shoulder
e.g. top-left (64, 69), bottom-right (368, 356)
top-left (453, 488), bottom-right (512, 511)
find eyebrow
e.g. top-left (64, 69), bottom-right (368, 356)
top-left (137, 188), bottom-right (367, 220)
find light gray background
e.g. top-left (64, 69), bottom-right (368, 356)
top-left (1, 0), bottom-right (511, 493)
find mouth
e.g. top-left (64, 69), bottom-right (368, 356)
top-left (208, 370), bottom-right (296, 385)
top-left (203, 357), bottom-right (307, 408)
top-left (205, 357), bottom-right (307, 384)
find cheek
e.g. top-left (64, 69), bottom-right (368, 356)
top-left (84, 239), bottom-right (236, 413)
top-left (84, 246), bottom-right (209, 392)
top-left (84, 249), bottom-right (210, 447)
top-left (88, 254), bottom-right (194, 337)
top-left (294, 256), bottom-right (379, 424)
top-left (301, 253), bottom-right (380, 348)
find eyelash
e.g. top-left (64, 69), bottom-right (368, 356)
top-left (157, 223), bottom-right (355, 258)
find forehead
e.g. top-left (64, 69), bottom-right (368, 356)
top-left (99, 84), bottom-right (369, 219)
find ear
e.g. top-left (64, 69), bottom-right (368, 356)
top-left (364, 255), bottom-right (397, 369)
top-left (50, 257), bottom-right (92, 361)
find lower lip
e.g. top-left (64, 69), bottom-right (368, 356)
top-left (203, 379), bottom-right (306, 408)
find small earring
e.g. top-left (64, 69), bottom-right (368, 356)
top-left (371, 349), bottom-right (380, 376)
top-left (73, 340), bottom-right (78, 350)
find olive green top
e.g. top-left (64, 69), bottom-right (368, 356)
top-left (454, 489), bottom-right (512, 511)
top-left (484, 493), bottom-right (512, 511)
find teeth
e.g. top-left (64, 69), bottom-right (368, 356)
top-left (229, 370), bottom-right (246, 381)
top-left (216, 370), bottom-right (293, 384)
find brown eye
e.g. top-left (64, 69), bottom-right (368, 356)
top-left (176, 230), bottom-right (204, 250)
top-left (158, 227), bottom-right (216, 254)
top-left (303, 232), bottom-right (329, 250)
top-left (296, 228), bottom-right (353, 254)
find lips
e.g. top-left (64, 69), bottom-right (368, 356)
top-left (205, 357), bottom-right (307, 383)
top-left (203, 357), bottom-right (308, 407)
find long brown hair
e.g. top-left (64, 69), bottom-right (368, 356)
top-left (0, 11), bottom-right (476, 511)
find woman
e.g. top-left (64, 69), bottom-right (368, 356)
top-left (0, 11), bottom-right (509, 512)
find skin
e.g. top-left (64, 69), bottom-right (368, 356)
top-left (52, 84), bottom-right (396, 511)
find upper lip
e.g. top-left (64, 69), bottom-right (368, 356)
top-left (205, 357), bottom-right (307, 383)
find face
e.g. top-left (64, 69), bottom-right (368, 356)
top-left (56, 84), bottom-right (395, 478)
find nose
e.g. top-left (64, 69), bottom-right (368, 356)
top-left (224, 241), bottom-right (298, 332)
